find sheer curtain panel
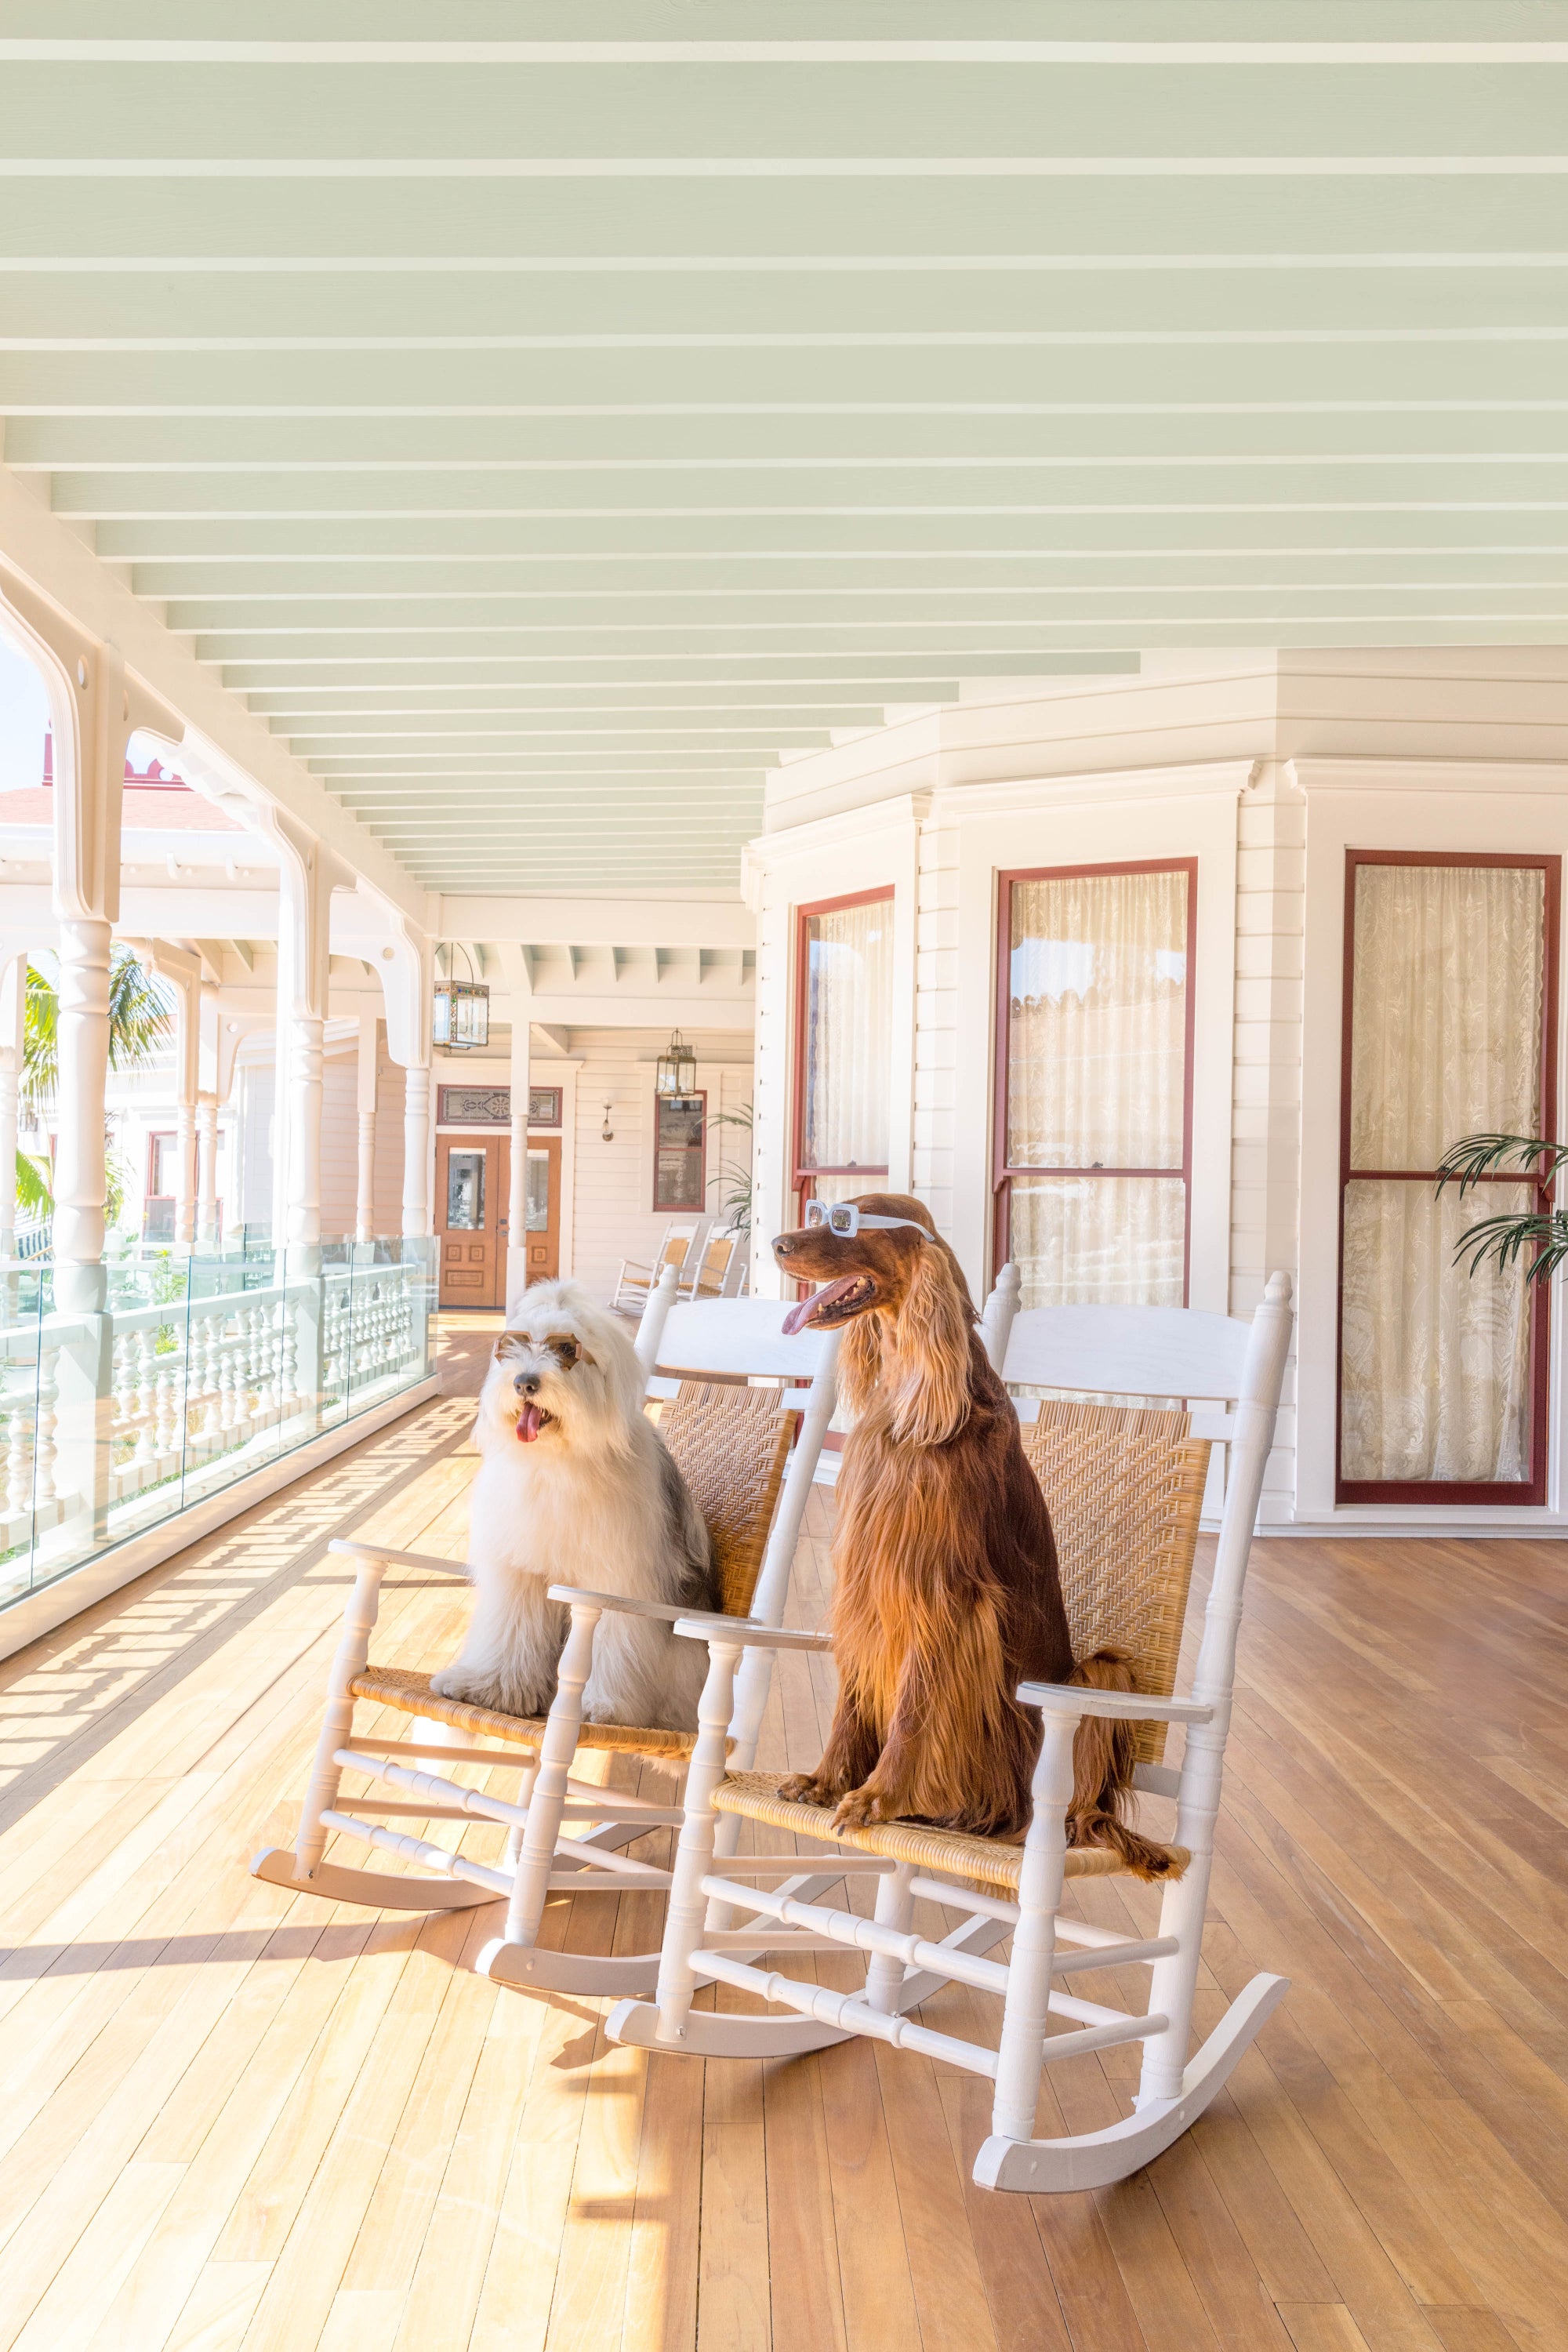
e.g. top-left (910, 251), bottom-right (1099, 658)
top-left (998, 864), bottom-right (1194, 1308)
top-left (1338, 857), bottom-right (1555, 1498)
top-left (795, 894), bottom-right (895, 1209)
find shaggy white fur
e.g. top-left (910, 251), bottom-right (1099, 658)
top-left (432, 1281), bottom-right (717, 1730)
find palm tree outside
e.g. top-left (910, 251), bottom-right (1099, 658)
top-left (17, 948), bottom-right (170, 1234)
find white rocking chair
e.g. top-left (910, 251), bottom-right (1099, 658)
top-left (608, 1272), bottom-right (1294, 2193)
top-left (250, 1269), bottom-right (844, 1998)
top-left (610, 1218), bottom-right (710, 1314)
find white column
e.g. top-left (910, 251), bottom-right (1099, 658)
top-left (499, 944), bottom-right (536, 1310)
top-left (506, 971), bottom-right (532, 1309)
top-left (0, 950), bottom-right (27, 1263)
top-left (372, 919), bottom-right (434, 1243)
top-left (270, 818), bottom-right (335, 1262)
top-left (195, 1094), bottom-right (220, 1250)
top-left (195, 977), bottom-right (220, 1250)
top-left (355, 1005), bottom-right (379, 1243)
top-left (55, 914), bottom-right (114, 1285)
top-left (34, 627), bottom-right (152, 1560)
top-left (402, 1064), bottom-right (431, 1239)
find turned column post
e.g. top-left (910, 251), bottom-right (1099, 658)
top-left (355, 1004), bottom-right (379, 1244)
top-left (270, 822), bottom-right (334, 1261)
top-left (263, 815), bottom-right (339, 1428)
top-left (506, 953), bottom-right (532, 1311)
top-left (195, 978), bottom-right (220, 1250)
top-left (49, 639), bottom-right (125, 1559)
top-left (194, 1096), bottom-right (220, 1251)
top-left (371, 918), bottom-right (434, 1367)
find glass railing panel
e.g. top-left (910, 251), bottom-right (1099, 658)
top-left (0, 1265), bottom-right (45, 1606)
top-left (103, 1254), bottom-right (194, 1545)
top-left (0, 1239), bottom-right (434, 1617)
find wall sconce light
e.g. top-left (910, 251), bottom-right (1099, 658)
top-left (601, 1102), bottom-right (615, 1142)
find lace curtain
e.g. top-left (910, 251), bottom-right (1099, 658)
top-left (800, 899), bottom-right (893, 1180)
top-left (1006, 868), bottom-right (1189, 1307)
top-left (1340, 862), bottom-right (1544, 1484)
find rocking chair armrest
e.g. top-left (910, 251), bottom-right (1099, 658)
top-left (547, 1581), bottom-right (715, 1624)
top-left (1016, 1679), bottom-right (1214, 1726)
top-left (674, 1617), bottom-right (831, 1652)
top-left (327, 1539), bottom-right (471, 1580)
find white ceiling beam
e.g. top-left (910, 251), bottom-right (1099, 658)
top-left (0, 467), bottom-right (432, 926)
top-left (434, 896), bottom-right (753, 946)
top-left (524, 994), bottom-right (752, 1032)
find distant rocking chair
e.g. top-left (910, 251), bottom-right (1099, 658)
top-left (608, 1274), bottom-right (1294, 2194)
top-left (251, 1279), bottom-right (845, 1998)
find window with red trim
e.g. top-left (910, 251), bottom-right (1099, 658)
top-left (993, 861), bottom-right (1196, 1307)
top-left (1337, 851), bottom-right (1559, 1506)
top-left (792, 888), bottom-right (895, 1218)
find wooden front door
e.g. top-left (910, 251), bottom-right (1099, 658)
top-left (437, 1130), bottom-right (510, 1308)
top-left (521, 1136), bottom-right (561, 1286)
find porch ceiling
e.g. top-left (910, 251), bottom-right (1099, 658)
top-left (4, 5), bottom-right (1567, 892)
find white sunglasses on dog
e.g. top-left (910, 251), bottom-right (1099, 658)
top-left (802, 1201), bottom-right (927, 1237)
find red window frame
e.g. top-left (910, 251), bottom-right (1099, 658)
top-left (652, 1087), bottom-right (707, 1214)
top-left (1337, 849), bottom-right (1560, 1507)
top-left (991, 858), bottom-right (1199, 1296)
top-left (792, 885), bottom-right (895, 1220)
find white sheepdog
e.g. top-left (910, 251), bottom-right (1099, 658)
top-left (433, 1280), bottom-right (718, 1730)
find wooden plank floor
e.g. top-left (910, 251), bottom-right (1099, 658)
top-left (2, 1319), bottom-right (1567, 2350)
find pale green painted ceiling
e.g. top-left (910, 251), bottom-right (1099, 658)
top-left (3, 4), bottom-right (1568, 890)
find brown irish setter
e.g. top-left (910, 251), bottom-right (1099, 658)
top-left (775, 1192), bottom-right (1176, 1876)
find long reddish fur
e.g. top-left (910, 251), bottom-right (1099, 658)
top-left (779, 1196), bottom-right (1176, 1877)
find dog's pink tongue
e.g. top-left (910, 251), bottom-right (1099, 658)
top-left (515, 1403), bottom-right (545, 1443)
top-left (782, 1276), bottom-right (859, 1338)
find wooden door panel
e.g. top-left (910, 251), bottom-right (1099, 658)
top-left (436, 1131), bottom-right (511, 1308)
top-left (521, 1138), bottom-right (562, 1287)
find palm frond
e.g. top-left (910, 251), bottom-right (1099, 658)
top-left (22, 948), bottom-right (169, 1116)
top-left (14, 1150), bottom-right (52, 1219)
top-left (1436, 1132), bottom-right (1568, 1193)
top-left (1450, 1206), bottom-right (1568, 1286)
top-left (22, 962), bottom-right (56, 1116)
top-left (107, 951), bottom-right (171, 1072)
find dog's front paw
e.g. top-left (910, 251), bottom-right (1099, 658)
top-left (430, 1665), bottom-right (551, 1719)
top-left (830, 1784), bottom-right (895, 1833)
top-left (779, 1770), bottom-right (837, 1807)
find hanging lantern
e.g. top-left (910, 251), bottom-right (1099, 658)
top-left (655, 1027), bottom-right (697, 1100)
top-left (434, 948), bottom-right (490, 1051)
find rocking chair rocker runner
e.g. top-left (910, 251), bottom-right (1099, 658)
top-left (250, 1265), bottom-right (848, 1996)
top-left (608, 1273), bottom-right (1294, 2194)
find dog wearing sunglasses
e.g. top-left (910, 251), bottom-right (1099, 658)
top-left (432, 1280), bottom-right (719, 1730)
top-left (775, 1194), bottom-right (1174, 1872)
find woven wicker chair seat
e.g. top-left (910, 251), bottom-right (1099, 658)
top-left (712, 1769), bottom-right (1189, 1889)
top-left (655, 1378), bottom-right (797, 1617)
top-left (348, 1664), bottom-right (699, 1758)
top-left (345, 1381), bottom-right (797, 1760)
top-left (1022, 1401), bottom-right (1212, 1765)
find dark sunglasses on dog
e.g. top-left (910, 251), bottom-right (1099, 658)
top-left (802, 1201), bottom-right (928, 1237)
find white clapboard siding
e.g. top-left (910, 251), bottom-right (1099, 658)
top-left (564, 1029), bottom-right (753, 1306)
